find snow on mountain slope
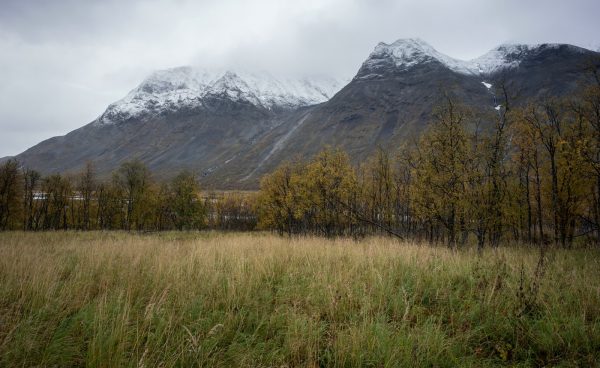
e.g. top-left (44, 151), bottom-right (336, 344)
top-left (362, 38), bottom-right (476, 75)
top-left (358, 38), bottom-right (589, 79)
top-left (98, 67), bottom-right (343, 125)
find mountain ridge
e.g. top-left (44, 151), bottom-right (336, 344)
top-left (97, 67), bottom-right (344, 125)
top-left (357, 38), bottom-right (591, 80)
top-left (9, 39), bottom-right (600, 188)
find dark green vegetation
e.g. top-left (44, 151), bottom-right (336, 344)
top-left (0, 232), bottom-right (598, 367)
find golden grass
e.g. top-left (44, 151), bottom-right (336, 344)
top-left (0, 232), bottom-right (599, 367)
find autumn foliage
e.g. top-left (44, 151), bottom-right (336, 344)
top-left (1, 76), bottom-right (600, 248)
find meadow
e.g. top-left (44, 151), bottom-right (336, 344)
top-left (0, 232), bottom-right (599, 367)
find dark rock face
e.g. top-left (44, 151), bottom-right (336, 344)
top-left (489, 44), bottom-right (598, 100)
top-left (16, 99), bottom-right (301, 187)
top-left (12, 42), bottom-right (600, 189)
top-left (247, 45), bottom-right (599, 175)
top-left (271, 62), bottom-right (487, 160)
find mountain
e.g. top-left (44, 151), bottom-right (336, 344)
top-left (14, 69), bottom-right (343, 186)
top-left (240, 39), bottom-right (599, 179)
top-left (97, 67), bottom-right (342, 125)
top-left (12, 39), bottom-right (600, 189)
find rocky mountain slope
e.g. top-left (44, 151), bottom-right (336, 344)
top-left (14, 69), bottom-right (343, 186)
top-left (242, 39), bottom-right (599, 181)
top-left (12, 39), bottom-right (600, 188)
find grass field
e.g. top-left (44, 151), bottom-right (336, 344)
top-left (0, 232), bottom-right (599, 367)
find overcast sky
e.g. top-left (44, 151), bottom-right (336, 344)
top-left (1, 0), bottom-right (599, 157)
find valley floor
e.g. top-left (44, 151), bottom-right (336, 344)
top-left (0, 232), bottom-right (599, 367)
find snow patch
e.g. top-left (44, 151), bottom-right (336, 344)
top-left (364, 38), bottom-right (476, 75)
top-left (481, 82), bottom-right (492, 89)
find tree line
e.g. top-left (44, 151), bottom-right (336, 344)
top-left (257, 76), bottom-right (600, 249)
top-left (0, 160), bottom-right (256, 232)
top-left (1, 73), bottom-right (599, 248)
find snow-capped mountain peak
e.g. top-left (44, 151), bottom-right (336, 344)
top-left (367, 38), bottom-right (475, 75)
top-left (359, 39), bottom-right (591, 79)
top-left (207, 71), bottom-right (258, 103)
top-left (97, 68), bottom-right (344, 125)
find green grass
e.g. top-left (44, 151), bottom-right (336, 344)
top-left (0, 232), bottom-right (599, 367)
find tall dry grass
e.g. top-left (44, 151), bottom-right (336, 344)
top-left (0, 231), bottom-right (599, 367)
